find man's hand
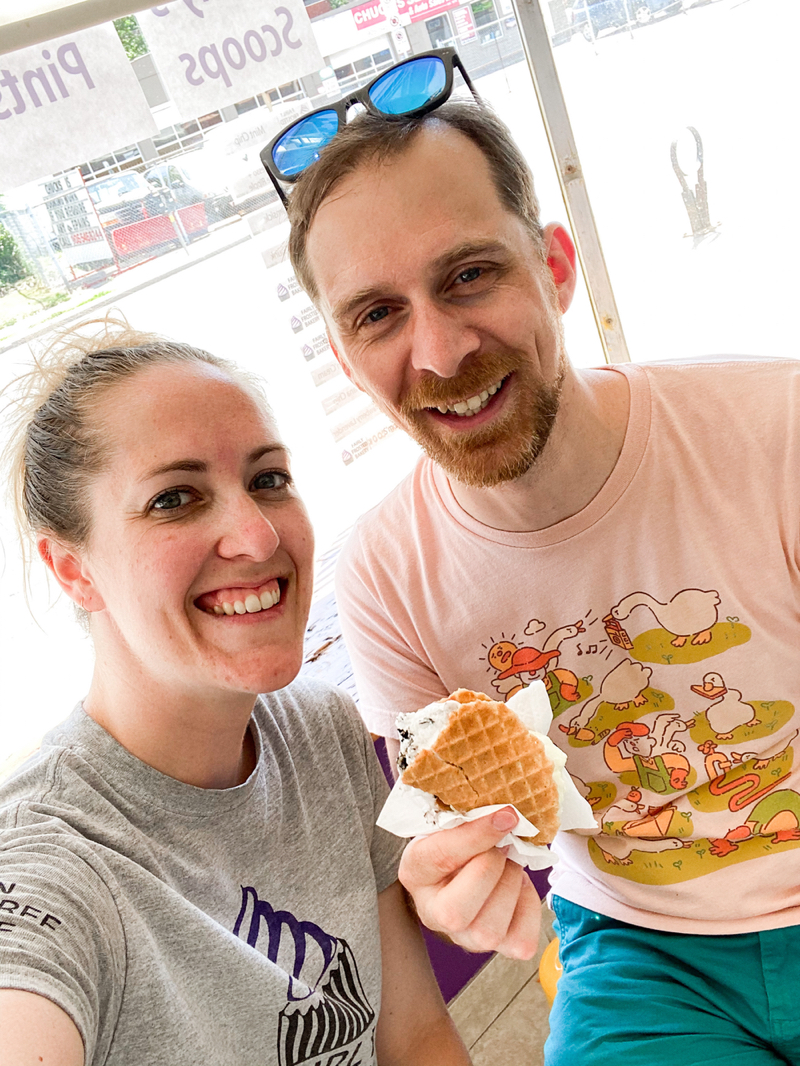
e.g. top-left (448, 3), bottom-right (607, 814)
top-left (398, 807), bottom-right (542, 959)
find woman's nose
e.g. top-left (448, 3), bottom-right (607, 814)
top-left (215, 495), bottom-right (280, 561)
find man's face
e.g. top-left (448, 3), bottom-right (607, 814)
top-left (305, 126), bottom-right (572, 488)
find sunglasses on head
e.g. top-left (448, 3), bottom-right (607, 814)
top-left (260, 48), bottom-right (479, 204)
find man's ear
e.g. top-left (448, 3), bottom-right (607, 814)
top-left (37, 536), bottom-right (105, 613)
top-left (327, 330), bottom-right (364, 391)
top-left (543, 222), bottom-right (577, 313)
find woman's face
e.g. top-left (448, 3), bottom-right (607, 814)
top-left (78, 361), bottom-right (314, 698)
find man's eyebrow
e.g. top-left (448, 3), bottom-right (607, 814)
top-left (140, 445), bottom-right (286, 483)
top-left (430, 240), bottom-right (510, 274)
top-left (330, 286), bottom-right (395, 329)
top-left (330, 241), bottom-right (511, 327)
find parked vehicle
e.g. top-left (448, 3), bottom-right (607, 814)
top-left (144, 162), bottom-right (235, 224)
top-left (85, 172), bottom-right (169, 231)
top-left (569, 0), bottom-right (682, 40)
top-left (84, 172), bottom-right (183, 263)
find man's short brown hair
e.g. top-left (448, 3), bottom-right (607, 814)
top-left (287, 100), bottom-right (545, 302)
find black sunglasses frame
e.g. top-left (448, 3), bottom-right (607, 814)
top-left (260, 47), bottom-right (479, 205)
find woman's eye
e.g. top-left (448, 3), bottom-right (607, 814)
top-left (251, 470), bottom-right (292, 492)
top-left (150, 488), bottom-right (195, 512)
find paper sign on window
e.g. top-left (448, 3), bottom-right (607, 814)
top-left (0, 25), bottom-right (157, 191)
top-left (139, 0), bottom-right (323, 121)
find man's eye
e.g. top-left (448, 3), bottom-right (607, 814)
top-left (251, 470), bottom-right (292, 492)
top-left (364, 306), bottom-right (390, 325)
top-left (150, 488), bottom-right (195, 512)
top-left (456, 266), bottom-right (483, 284)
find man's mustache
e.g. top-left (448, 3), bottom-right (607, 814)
top-left (400, 353), bottom-right (519, 413)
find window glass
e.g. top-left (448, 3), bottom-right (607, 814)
top-left (426, 15), bottom-right (454, 48)
top-left (471, 0), bottom-right (503, 41)
top-left (550, 0), bottom-right (798, 361)
top-left (0, 9), bottom-right (604, 765)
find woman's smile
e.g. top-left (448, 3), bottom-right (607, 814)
top-left (80, 361), bottom-right (315, 700)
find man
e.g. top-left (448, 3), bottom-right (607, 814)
top-left (285, 99), bottom-right (800, 1066)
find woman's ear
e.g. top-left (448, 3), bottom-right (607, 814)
top-left (544, 222), bottom-right (577, 313)
top-left (37, 536), bottom-right (105, 613)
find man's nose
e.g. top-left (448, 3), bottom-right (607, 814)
top-left (409, 301), bottom-right (481, 379)
top-left (216, 495), bottom-right (280, 560)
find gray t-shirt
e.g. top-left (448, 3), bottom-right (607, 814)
top-left (0, 678), bottom-right (403, 1066)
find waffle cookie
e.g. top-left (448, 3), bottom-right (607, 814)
top-left (399, 689), bottom-right (560, 844)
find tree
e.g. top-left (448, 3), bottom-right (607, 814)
top-left (114, 16), bottom-right (148, 60)
top-left (0, 222), bottom-right (29, 288)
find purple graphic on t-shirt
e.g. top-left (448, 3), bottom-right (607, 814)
top-left (233, 886), bottom-right (376, 1066)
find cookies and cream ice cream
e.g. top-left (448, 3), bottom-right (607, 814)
top-left (397, 688), bottom-right (561, 844)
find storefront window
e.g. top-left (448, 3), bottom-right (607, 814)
top-left (426, 15), bottom-right (454, 48)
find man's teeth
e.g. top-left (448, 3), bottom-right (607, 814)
top-left (211, 586), bottom-right (281, 616)
top-left (435, 381), bottom-right (501, 417)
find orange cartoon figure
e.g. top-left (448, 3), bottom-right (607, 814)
top-left (488, 640), bottom-right (517, 673)
top-left (603, 718), bottom-right (690, 796)
top-left (493, 645), bottom-right (561, 699)
top-left (709, 791), bottom-right (800, 857)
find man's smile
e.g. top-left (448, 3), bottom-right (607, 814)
top-left (428, 375), bottom-right (507, 417)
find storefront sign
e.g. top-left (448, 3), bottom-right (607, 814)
top-left (139, 0), bottom-right (323, 121)
top-left (396, 0), bottom-right (463, 23)
top-left (0, 25), bottom-right (157, 191)
top-left (351, 0), bottom-right (387, 30)
top-left (452, 5), bottom-right (477, 41)
top-left (39, 169), bottom-right (112, 269)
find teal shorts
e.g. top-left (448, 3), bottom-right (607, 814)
top-left (545, 895), bottom-right (800, 1066)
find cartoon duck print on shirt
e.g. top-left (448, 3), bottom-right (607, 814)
top-left (233, 887), bottom-right (376, 1066)
top-left (690, 673), bottom-right (760, 738)
top-left (610, 588), bottom-right (721, 647)
top-left (476, 584), bottom-right (800, 884)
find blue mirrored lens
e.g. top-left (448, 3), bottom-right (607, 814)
top-left (272, 110), bottom-right (340, 177)
top-left (368, 56), bottom-right (446, 116)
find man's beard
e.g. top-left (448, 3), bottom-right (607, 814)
top-left (399, 350), bottom-right (565, 488)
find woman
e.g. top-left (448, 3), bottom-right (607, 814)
top-left (0, 321), bottom-right (471, 1066)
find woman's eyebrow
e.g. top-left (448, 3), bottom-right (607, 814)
top-left (140, 446), bottom-right (286, 483)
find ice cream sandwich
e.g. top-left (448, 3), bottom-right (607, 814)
top-left (396, 689), bottom-right (561, 844)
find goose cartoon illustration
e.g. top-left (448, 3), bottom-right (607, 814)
top-left (690, 673), bottom-right (760, 739)
top-left (561, 659), bottom-right (652, 742)
top-left (541, 622), bottom-right (585, 702)
top-left (595, 835), bottom-right (690, 866)
top-left (603, 788), bottom-right (646, 824)
top-left (611, 588), bottom-right (721, 647)
top-left (572, 776), bottom-right (601, 808)
top-left (542, 621), bottom-right (585, 653)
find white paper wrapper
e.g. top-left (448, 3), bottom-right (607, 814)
top-left (377, 681), bottom-right (598, 870)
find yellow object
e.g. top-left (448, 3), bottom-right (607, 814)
top-left (538, 936), bottom-right (562, 1007)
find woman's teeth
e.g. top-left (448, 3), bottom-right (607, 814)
top-left (211, 586), bottom-right (281, 616)
top-left (436, 380), bottom-right (502, 417)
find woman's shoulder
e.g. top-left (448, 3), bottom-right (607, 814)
top-left (257, 677), bottom-right (363, 734)
top-left (255, 678), bottom-right (373, 776)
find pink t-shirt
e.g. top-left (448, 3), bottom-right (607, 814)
top-left (336, 359), bottom-right (800, 934)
